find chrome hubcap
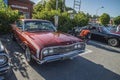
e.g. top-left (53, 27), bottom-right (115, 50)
top-left (108, 38), bottom-right (118, 46)
top-left (25, 48), bottom-right (31, 62)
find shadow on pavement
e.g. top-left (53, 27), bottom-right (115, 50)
top-left (87, 40), bottom-right (120, 53)
top-left (31, 56), bottom-right (120, 80)
top-left (0, 34), bottom-right (29, 80)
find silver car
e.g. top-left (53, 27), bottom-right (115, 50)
top-left (0, 41), bottom-right (10, 75)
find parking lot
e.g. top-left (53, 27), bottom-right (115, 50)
top-left (0, 34), bottom-right (120, 80)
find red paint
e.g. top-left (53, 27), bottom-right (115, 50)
top-left (11, 19), bottom-right (84, 59)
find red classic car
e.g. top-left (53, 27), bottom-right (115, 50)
top-left (11, 19), bottom-right (85, 64)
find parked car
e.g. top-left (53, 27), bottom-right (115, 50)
top-left (88, 26), bottom-right (120, 47)
top-left (106, 26), bottom-right (120, 34)
top-left (70, 23), bottom-right (100, 37)
top-left (11, 19), bottom-right (86, 64)
top-left (0, 40), bottom-right (10, 75)
top-left (67, 27), bottom-right (81, 36)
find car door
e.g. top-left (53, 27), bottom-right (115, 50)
top-left (13, 20), bottom-right (26, 47)
top-left (91, 27), bottom-right (107, 42)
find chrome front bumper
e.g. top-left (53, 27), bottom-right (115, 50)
top-left (35, 50), bottom-right (85, 64)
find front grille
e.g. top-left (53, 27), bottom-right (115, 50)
top-left (42, 42), bottom-right (85, 58)
top-left (53, 43), bottom-right (85, 54)
top-left (54, 45), bottom-right (75, 54)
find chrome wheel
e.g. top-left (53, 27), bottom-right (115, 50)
top-left (25, 47), bottom-right (31, 63)
top-left (108, 38), bottom-right (119, 47)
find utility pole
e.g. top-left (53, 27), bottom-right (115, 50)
top-left (96, 6), bottom-right (104, 16)
top-left (55, 0), bottom-right (59, 28)
top-left (73, 0), bottom-right (81, 12)
top-left (56, 0), bottom-right (58, 10)
top-left (95, 6), bottom-right (104, 23)
top-left (63, 0), bottom-right (65, 11)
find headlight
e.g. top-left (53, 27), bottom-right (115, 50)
top-left (43, 50), bottom-right (49, 56)
top-left (74, 44), bottom-right (82, 49)
top-left (49, 49), bottom-right (54, 54)
top-left (0, 54), bottom-right (8, 65)
top-left (74, 45), bottom-right (78, 49)
top-left (77, 44), bottom-right (81, 48)
top-left (42, 48), bottom-right (54, 56)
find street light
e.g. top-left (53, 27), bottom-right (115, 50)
top-left (96, 6), bottom-right (104, 16)
top-left (95, 6), bottom-right (104, 23)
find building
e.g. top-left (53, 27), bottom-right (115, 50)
top-left (4, 0), bottom-right (34, 18)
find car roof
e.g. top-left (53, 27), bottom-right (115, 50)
top-left (20, 19), bottom-right (50, 22)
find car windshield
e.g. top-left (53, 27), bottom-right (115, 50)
top-left (24, 21), bottom-right (56, 32)
top-left (101, 27), bottom-right (111, 33)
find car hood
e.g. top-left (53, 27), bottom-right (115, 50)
top-left (24, 31), bottom-right (83, 48)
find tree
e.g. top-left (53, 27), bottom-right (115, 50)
top-left (86, 13), bottom-right (92, 18)
top-left (99, 13), bottom-right (110, 26)
top-left (92, 15), bottom-right (98, 19)
top-left (32, 0), bottom-right (89, 32)
top-left (33, 0), bottom-right (46, 14)
top-left (45, 0), bottom-right (64, 12)
top-left (0, 0), bottom-right (19, 34)
top-left (113, 16), bottom-right (120, 25)
top-left (74, 12), bottom-right (89, 27)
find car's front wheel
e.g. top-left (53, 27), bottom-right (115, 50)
top-left (108, 38), bottom-right (119, 47)
top-left (25, 47), bottom-right (33, 64)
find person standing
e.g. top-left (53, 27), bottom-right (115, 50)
top-left (79, 28), bottom-right (91, 43)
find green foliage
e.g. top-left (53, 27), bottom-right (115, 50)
top-left (45, 0), bottom-right (64, 12)
top-left (33, 0), bottom-right (89, 32)
top-left (33, 9), bottom-right (60, 24)
top-left (74, 12), bottom-right (89, 27)
top-left (99, 13), bottom-right (110, 26)
top-left (86, 13), bottom-right (92, 18)
top-left (0, 0), bottom-right (19, 34)
top-left (33, 1), bottom-right (46, 14)
top-left (113, 16), bottom-right (120, 25)
top-left (58, 12), bottom-right (75, 32)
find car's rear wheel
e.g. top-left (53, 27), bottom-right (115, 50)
top-left (25, 47), bottom-right (33, 64)
top-left (108, 38), bottom-right (119, 47)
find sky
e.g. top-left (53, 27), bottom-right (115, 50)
top-left (31, 0), bottom-right (120, 17)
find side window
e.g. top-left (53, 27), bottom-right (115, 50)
top-left (91, 27), bottom-right (97, 32)
top-left (16, 20), bottom-right (23, 30)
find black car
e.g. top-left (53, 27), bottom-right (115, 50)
top-left (89, 26), bottom-right (120, 47)
top-left (0, 40), bottom-right (10, 75)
